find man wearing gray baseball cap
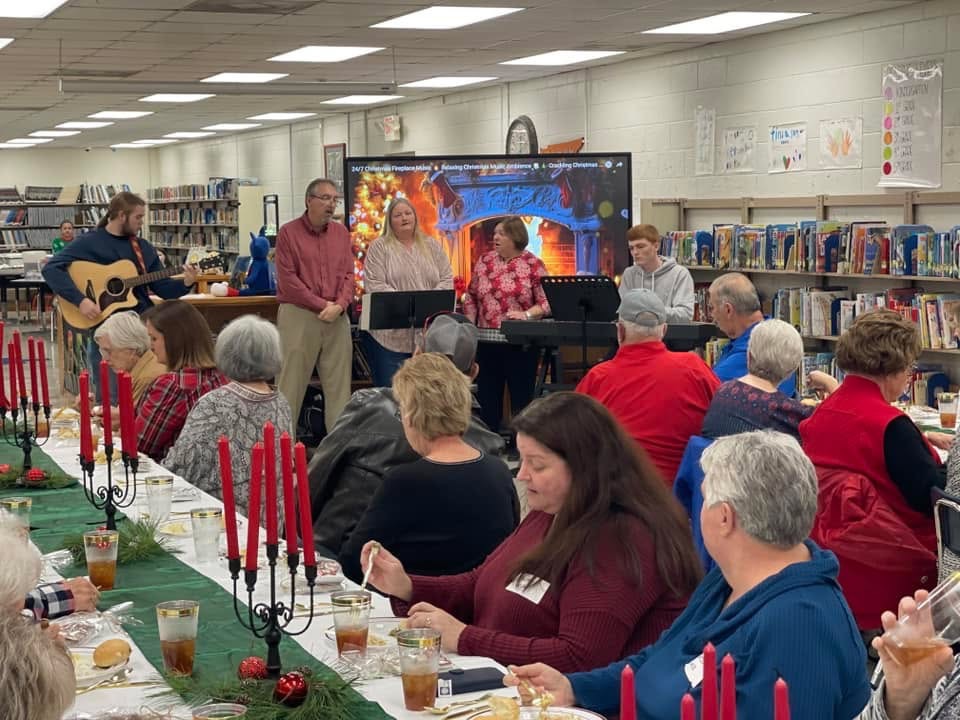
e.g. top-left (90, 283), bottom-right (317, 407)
top-left (576, 289), bottom-right (720, 486)
top-left (308, 312), bottom-right (506, 560)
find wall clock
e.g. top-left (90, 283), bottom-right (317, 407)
top-left (506, 115), bottom-right (539, 155)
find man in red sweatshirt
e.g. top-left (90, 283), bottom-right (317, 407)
top-left (576, 288), bottom-right (719, 486)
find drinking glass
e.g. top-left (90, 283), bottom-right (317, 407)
top-left (940, 392), bottom-right (958, 430)
top-left (192, 704), bottom-right (247, 719)
top-left (398, 628), bottom-right (442, 711)
top-left (156, 600), bottom-right (200, 675)
top-left (330, 590), bottom-right (371, 656)
top-left (144, 475), bottom-right (174, 522)
top-left (190, 508), bottom-right (222, 564)
top-left (0, 496), bottom-right (31, 530)
top-left (83, 529), bottom-right (119, 590)
top-left (884, 572), bottom-right (960, 665)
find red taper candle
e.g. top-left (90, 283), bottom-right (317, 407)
top-left (13, 331), bottom-right (24, 398)
top-left (263, 422), bottom-right (277, 545)
top-left (620, 664), bottom-right (636, 720)
top-left (218, 436), bottom-right (240, 560)
top-left (681, 693), bottom-right (695, 720)
top-left (279, 432), bottom-right (297, 555)
top-left (125, 372), bottom-right (138, 459)
top-left (78, 371), bottom-right (92, 462)
top-left (117, 372), bottom-right (131, 455)
top-left (720, 653), bottom-right (736, 720)
top-left (244, 442), bottom-right (264, 572)
top-left (99, 361), bottom-right (112, 447)
top-left (5, 341), bottom-right (14, 411)
top-left (26, 337), bottom-right (38, 404)
top-left (294, 442), bottom-right (315, 566)
top-left (702, 643), bottom-right (718, 720)
top-left (774, 678), bottom-right (790, 720)
top-left (37, 340), bottom-right (49, 407)
top-left (0, 323), bottom-right (7, 409)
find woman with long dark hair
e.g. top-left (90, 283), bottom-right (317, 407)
top-left (361, 392), bottom-right (701, 672)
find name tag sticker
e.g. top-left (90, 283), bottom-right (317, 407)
top-left (684, 654), bottom-right (704, 688)
top-left (505, 574), bottom-right (550, 604)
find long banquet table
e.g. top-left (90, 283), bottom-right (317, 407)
top-left (6, 421), bottom-right (512, 719)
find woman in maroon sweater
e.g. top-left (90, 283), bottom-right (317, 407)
top-left (361, 392), bottom-right (702, 673)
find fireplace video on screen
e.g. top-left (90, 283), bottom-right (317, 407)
top-left (344, 153), bottom-right (633, 301)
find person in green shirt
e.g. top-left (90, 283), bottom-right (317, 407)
top-left (50, 220), bottom-right (74, 254)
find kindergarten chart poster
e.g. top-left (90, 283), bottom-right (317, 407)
top-left (723, 126), bottom-right (756, 173)
top-left (820, 118), bottom-right (863, 169)
top-left (768, 123), bottom-right (807, 173)
top-left (695, 106), bottom-right (716, 176)
top-left (879, 60), bottom-right (942, 188)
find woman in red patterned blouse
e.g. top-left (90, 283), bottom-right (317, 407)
top-left (463, 217), bottom-right (550, 433)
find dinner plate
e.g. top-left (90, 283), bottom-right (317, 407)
top-left (70, 648), bottom-right (130, 688)
top-left (281, 559), bottom-right (344, 593)
top-left (324, 616), bottom-right (407, 649)
top-left (156, 519), bottom-right (192, 537)
top-left (465, 707), bottom-right (606, 720)
top-left (171, 486), bottom-right (200, 503)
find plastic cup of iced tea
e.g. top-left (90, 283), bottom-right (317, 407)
top-left (397, 628), bottom-right (442, 711)
top-left (884, 572), bottom-right (960, 666)
top-left (157, 600), bottom-right (200, 676)
top-left (330, 590), bottom-right (371, 656)
top-left (83, 529), bottom-right (119, 590)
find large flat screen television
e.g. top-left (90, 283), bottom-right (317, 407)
top-left (344, 152), bottom-right (633, 301)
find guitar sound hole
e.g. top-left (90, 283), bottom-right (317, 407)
top-left (105, 277), bottom-right (126, 297)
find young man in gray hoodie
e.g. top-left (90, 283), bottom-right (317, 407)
top-left (618, 223), bottom-right (695, 322)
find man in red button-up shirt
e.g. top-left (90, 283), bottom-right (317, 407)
top-left (276, 178), bottom-right (354, 432)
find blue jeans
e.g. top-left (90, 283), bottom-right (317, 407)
top-left (87, 339), bottom-right (119, 405)
top-left (361, 333), bottom-right (411, 388)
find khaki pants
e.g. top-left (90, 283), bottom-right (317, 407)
top-left (277, 303), bottom-right (352, 433)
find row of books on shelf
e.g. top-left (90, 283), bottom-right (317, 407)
top-left (148, 229), bottom-right (240, 254)
top-left (0, 183), bottom-right (127, 205)
top-left (799, 352), bottom-right (946, 406)
top-left (148, 207), bottom-right (238, 225)
top-left (661, 222), bottom-right (960, 277)
top-left (1, 205), bottom-right (104, 227)
top-left (78, 183), bottom-right (129, 205)
top-left (0, 228), bottom-right (59, 249)
top-left (147, 179), bottom-right (237, 202)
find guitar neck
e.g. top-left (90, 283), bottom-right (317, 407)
top-left (125, 265), bottom-right (186, 289)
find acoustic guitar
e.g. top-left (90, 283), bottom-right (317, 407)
top-left (58, 255), bottom-right (224, 330)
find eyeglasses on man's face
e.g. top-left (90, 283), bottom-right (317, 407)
top-left (310, 193), bottom-right (340, 203)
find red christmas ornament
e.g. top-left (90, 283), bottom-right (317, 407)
top-left (0, 464), bottom-right (12, 474)
top-left (273, 671), bottom-right (308, 707)
top-left (237, 656), bottom-right (268, 680)
top-left (25, 468), bottom-right (46, 483)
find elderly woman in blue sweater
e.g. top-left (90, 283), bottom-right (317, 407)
top-left (507, 430), bottom-right (871, 719)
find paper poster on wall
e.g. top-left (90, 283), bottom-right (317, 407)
top-left (819, 118), bottom-right (863, 169)
top-left (723, 126), bottom-right (756, 173)
top-left (879, 60), bottom-right (942, 188)
top-left (695, 106), bottom-right (715, 176)
top-left (768, 122), bottom-right (807, 173)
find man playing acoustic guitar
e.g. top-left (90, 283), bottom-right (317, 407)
top-left (43, 192), bottom-right (199, 401)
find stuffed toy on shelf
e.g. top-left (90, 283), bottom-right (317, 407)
top-left (211, 229), bottom-right (276, 297)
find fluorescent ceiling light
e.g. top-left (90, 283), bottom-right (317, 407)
top-left (201, 123), bottom-right (262, 131)
top-left (132, 139), bottom-right (178, 145)
top-left (502, 50), bottom-right (624, 66)
top-left (164, 131), bottom-right (216, 138)
top-left (202, 72), bottom-right (288, 83)
top-left (139, 93), bottom-right (214, 103)
top-left (247, 112), bottom-right (316, 121)
top-left (110, 143), bottom-right (148, 149)
top-left (89, 110), bottom-right (154, 119)
top-left (8, 137), bottom-right (51, 144)
top-left (400, 76), bottom-right (497, 88)
top-left (373, 6), bottom-right (522, 30)
top-left (322, 95), bottom-right (403, 105)
top-left (643, 11), bottom-right (810, 34)
top-left (268, 46), bottom-right (383, 63)
top-left (30, 130), bottom-right (80, 137)
top-left (56, 121), bottom-right (113, 129)
top-left (0, 143), bottom-right (32, 149)
top-left (0, 39), bottom-right (12, 50)
top-left (0, 0), bottom-right (69, 18)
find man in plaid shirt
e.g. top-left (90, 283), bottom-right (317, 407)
top-left (24, 578), bottom-right (99, 620)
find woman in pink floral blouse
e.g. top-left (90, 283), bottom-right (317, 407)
top-left (463, 216), bottom-right (550, 433)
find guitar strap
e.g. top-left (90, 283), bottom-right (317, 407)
top-left (128, 235), bottom-right (147, 275)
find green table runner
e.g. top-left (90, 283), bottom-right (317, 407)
top-left (3, 481), bottom-right (390, 719)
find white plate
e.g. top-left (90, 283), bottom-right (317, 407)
top-left (70, 648), bottom-right (130, 688)
top-left (157, 519), bottom-right (191, 537)
top-left (466, 707), bottom-right (607, 720)
top-left (171, 487), bottom-right (200, 503)
top-left (281, 572), bottom-right (345, 594)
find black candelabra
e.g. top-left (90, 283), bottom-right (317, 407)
top-left (2, 395), bottom-right (52, 481)
top-left (230, 545), bottom-right (318, 678)
top-left (80, 443), bottom-right (139, 531)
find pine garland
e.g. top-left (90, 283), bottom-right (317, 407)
top-left (161, 668), bottom-right (373, 720)
top-left (62, 517), bottom-right (179, 565)
top-left (0, 467), bottom-right (76, 489)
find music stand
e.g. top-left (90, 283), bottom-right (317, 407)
top-left (360, 289), bottom-right (456, 333)
top-left (541, 275), bottom-right (620, 379)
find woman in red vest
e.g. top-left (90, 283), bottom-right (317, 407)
top-left (800, 309), bottom-right (944, 631)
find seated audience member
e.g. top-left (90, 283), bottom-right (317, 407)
top-left (309, 313), bottom-right (504, 558)
top-left (361, 392), bottom-right (701, 673)
top-left (708, 272), bottom-right (796, 396)
top-left (94, 310), bottom-right (166, 403)
top-left (618, 223), bottom-right (694, 321)
top-left (576, 289), bottom-right (719, 485)
top-left (0, 612), bottom-right (75, 720)
top-left (340, 353), bottom-right (518, 583)
top-left (701, 319), bottom-right (811, 440)
top-left (163, 315), bottom-right (291, 512)
top-left (800, 309), bottom-right (943, 629)
top-left (507, 430), bottom-right (871, 719)
top-left (861, 589), bottom-right (958, 720)
top-left (136, 300), bottom-right (228, 460)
